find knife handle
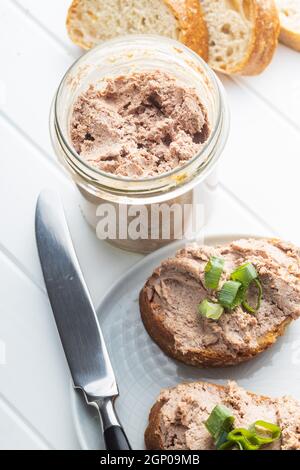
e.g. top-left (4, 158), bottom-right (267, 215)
top-left (98, 398), bottom-right (131, 450)
top-left (104, 426), bottom-right (131, 450)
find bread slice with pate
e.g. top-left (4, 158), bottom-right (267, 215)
top-left (66, 0), bottom-right (209, 60)
top-left (139, 238), bottom-right (300, 367)
top-left (199, 0), bottom-right (280, 74)
top-left (145, 381), bottom-right (300, 450)
top-left (275, 0), bottom-right (300, 51)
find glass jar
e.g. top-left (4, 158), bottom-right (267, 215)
top-left (50, 35), bottom-right (229, 254)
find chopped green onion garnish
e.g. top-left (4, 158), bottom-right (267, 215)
top-left (249, 420), bottom-right (281, 445)
top-left (221, 428), bottom-right (261, 450)
top-left (204, 256), bottom-right (225, 290)
top-left (218, 281), bottom-right (243, 310)
top-left (230, 262), bottom-right (262, 314)
top-left (201, 260), bottom-right (263, 315)
top-left (205, 405), bottom-right (235, 441)
top-left (218, 422), bottom-right (281, 451)
top-left (231, 263), bottom-right (258, 286)
top-left (198, 300), bottom-right (224, 321)
top-left (242, 278), bottom-right (263, 314)
top-left (205, 406), bottom-right (281, 451)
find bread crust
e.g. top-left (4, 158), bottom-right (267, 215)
top-left (209, 0), bottom-right (281, 75)
top-left (279, 27), bottom-right (300, 51)
top-left (67, 0), bottom-right (86, 48)
top-left (164, 0), bottom-right (209, 60)
top-left (144, 399), bottom-right (166, 450)
top-left (275, 0), bottom-right (300, 52)
top-left (242, 0), bottom-right (280, 75)
top-left (66, 0), bottom-right (209, 59)
top-left (139, 275), bottom-right (293, 368)
top-left (145, 381), bottom-right (271, 450)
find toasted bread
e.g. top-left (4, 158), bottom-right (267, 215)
top-left (66, 0), bottom-right (209, 60)
top-left (275, 0), bottom-right (300, 51)
top-left (199, 0), bottom-right (280, 75)
top-left (139, 238), bottom-right (300, 367)
top-left (145, 381), bottom-right (300, 450)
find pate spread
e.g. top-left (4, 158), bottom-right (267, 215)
top-left (70, 71), bottom-right (210, 178)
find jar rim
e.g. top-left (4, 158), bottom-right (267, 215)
top-left (54, 34), bottom-right (226, 190)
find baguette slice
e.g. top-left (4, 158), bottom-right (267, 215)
top-left (145, 381), bottom-right (300, 450)
top-left (66, 0), bottom-right (209, 60)
top-left (199, 0), bottom-right (280, 75)
top-left (140, 238), bottom-right (300, 367)
top-left (275, 0), bottom-right (300, 51)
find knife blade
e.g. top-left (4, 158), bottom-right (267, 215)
top-left (35, 189), bottom-right (131, 450)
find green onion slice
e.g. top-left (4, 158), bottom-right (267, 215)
top-left (204, 256), bottom-right (225, 290)
top-left (205, 405), bottom-right (235, 441)
top-left (231, 263), bottom-right (258, 286)
top-left (220, 428), bottom-right (261, 450)
top-left (242, 278), bottom-right (263, 314)
top-left (218, 421), bottom-right (281, 451)
top-left (217, 438), bottom-right (243, 451)
top-left (215, 430), bottom-right (230, 450)
top-left (205, 404), bottom-right (281, 451)
top-left (249, 420), bottom-right (281, 445)
top-left (198, 300), bottom-right (224, 321)
top-left (218, 281), bottom-right (243, 310)
top-left (230, 262), bottom-right (262, 314)
top-left (218, 440), bottom-right (244, 451)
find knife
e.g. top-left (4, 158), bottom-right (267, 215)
top-left (35, 189), bottom-right (131, 450)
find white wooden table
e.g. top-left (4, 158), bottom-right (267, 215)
top-left (0, 0), bottom-right (299, 450)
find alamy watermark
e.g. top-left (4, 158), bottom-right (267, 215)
top-left (95, 202), bottom-right (206, 242)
